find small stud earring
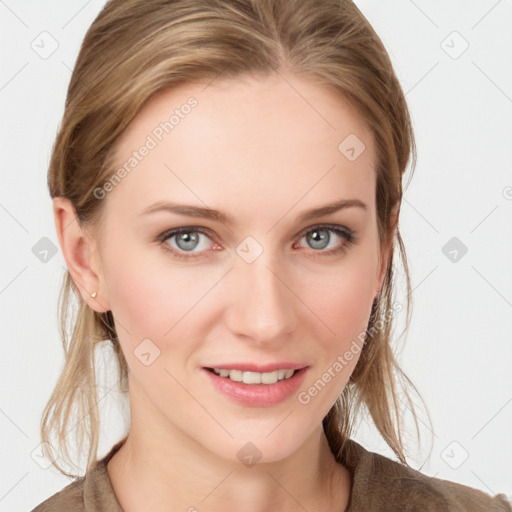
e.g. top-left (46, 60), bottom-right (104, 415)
top-left (91, 291), bottom-right (97, 298)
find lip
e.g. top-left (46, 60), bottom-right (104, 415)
top-left (201, 366), bottom-right (309, 407)
top-left (203, 362), bottom-right (307, 372)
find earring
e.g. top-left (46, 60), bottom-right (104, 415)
top-left (91, 291), bottom-right (97, 298)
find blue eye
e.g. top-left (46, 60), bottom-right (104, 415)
top-left (157, 224), bottom-right (357, 261)
top-left (295, 224), bottom-right (357, 256)
top-left (172, 230), bottom-right (202, 251)
top-left (159, 227), bottom-right (214, 260)
top-left (301, 226), bottom-right (352, 250)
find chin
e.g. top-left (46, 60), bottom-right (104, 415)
top-left (202, 422), bottom-right (315, 466)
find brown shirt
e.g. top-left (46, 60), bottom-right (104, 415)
top-left (32, 437), bottom-right (511, 511)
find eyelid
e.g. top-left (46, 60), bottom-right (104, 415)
top-left (158, 225), bottom-right (214, 241)
top-left (295, 222), bottom-right (353, 240)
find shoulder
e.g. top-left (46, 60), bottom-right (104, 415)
top-left (342, 439), bottom-right (512, 512)
top-left (30, 477), bottom-right (85, 511)
top-left (30, 438), bottom-right (126, 512)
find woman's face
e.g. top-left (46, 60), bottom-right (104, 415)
top-left (92, 72), bottom-right (389, 463)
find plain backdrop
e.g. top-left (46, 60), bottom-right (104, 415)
top-left (1, 0), bottom-right (511, 510)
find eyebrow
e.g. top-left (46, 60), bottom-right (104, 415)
top-left (138, 198), bottom-right (367, 225)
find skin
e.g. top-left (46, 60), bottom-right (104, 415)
top-left (54, 71), bottom-right (395, 511)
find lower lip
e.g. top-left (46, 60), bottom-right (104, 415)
top-left (202, 367), bottom-right (308, 407)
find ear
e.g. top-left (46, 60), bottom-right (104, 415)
top-left (375, 203), bottom-right (400, 297)
top-left (52, 197), bottom-right (110, 312)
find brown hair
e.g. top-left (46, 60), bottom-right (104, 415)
top-left (42, 0), bottom-right (423, 477)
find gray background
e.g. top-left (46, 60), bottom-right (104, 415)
top-left (1, 0), bottom-right (511, 509)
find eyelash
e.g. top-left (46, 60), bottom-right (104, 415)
top-left (156, 224), bottom-right (358, 261)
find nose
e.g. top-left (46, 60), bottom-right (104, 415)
top-left (224, 250), bottom-right (297, 345)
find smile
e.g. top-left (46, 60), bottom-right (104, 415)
top-left (202, 366), bottom-right (309, 407)
top-left (208, 368), bottom-right (296, 384)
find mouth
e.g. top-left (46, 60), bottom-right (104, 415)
top-left (204, 367), bottom-right (299, 385)
top-left (201, 365), bottom-right (309, 407)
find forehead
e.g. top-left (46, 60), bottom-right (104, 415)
top-left (106, 72), bottom-right (376, 225)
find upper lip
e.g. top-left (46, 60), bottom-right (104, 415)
top-left (204, 363), bottom-right (308, 372)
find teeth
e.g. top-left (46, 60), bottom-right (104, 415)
top-left (211, 368), bottom-right (296, 384)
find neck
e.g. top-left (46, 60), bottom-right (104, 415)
top-left (107, 380), bottom-right (351, 511)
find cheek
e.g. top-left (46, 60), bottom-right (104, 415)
top-left (101, 238), bottom-right (231, 376)
top-left (303, 256), bottom-right (378, 340)
top-left (294, 261), bottom-right (377, 413)
top-left (101, 240), bottom-right (202, 348)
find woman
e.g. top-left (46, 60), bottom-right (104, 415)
top-left (32, 0), bottom-right (511, 510)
